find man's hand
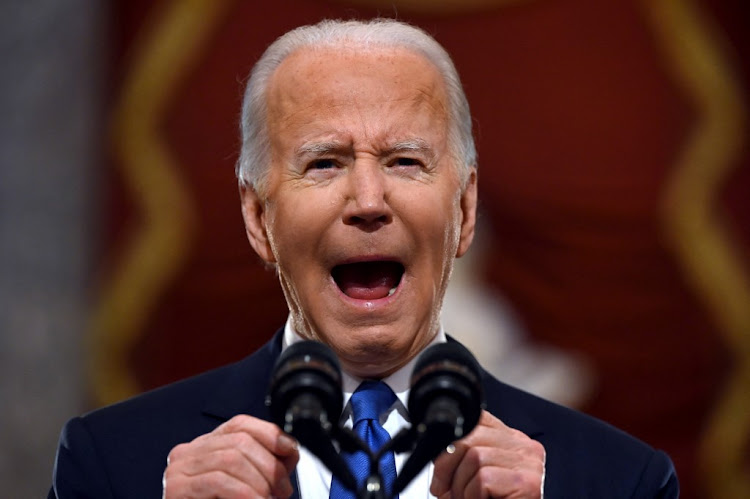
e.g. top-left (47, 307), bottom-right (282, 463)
top-left (431, 411), bottom-right (546, 498)
top-left (162, 415), bottom-right (299, 498)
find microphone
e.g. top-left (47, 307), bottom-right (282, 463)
top-left (267, 340), bottom-right (358, 492)
top-left (392, 341), bottom-right (484, 494)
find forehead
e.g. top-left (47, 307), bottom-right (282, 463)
top-left (266, 45), bottom-right (450, 134)
top-left (271, 43), bottom-right (441, 84)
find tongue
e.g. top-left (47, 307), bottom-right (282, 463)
top-left (333, 262), bottom-right (402, 300)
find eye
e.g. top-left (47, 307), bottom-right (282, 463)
top-left (309, 159), bottom-right (337, 170)
top-left (392, 157), bottom-right (422, 167)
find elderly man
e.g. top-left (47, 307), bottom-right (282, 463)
top-left (49, 19), bottom-right (678, 498)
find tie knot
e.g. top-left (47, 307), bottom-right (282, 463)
top-left (350, 380), bottom-right (396, 425)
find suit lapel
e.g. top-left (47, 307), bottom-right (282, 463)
top-left (200, 329), bottom-right (303, 496)
top-left (480, 369), bottom-right (545, 439)
top-left (201, 328), bottom-right (284, 423)
top-left (443, 335), bottom-right (545, 439)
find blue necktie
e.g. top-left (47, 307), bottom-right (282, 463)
top-left (329, 380), bottom-right (399, 498)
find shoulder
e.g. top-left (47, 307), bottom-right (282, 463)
top-left (50, 331), bottom-right (283, 498)
top-left (80, 330), bottom-right (283, 432)
top-left (480, 371), bottom-right (678, 498)
top-left (79, 359), bottom-right (235, 429)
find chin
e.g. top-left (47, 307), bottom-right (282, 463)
top-left (343, 358), bottom-right (401, 379)
top-left (331, 334), bottom-right (400, 377)
top-left (339, 328), bottom-right (427, 378)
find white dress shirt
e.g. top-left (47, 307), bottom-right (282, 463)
top-left (282, 319), bottom-right (445, 499)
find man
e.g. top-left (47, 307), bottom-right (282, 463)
top-left (49, 19), bottom-right (678, 498)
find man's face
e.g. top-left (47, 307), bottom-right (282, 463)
top-left (241, 46), bottom-right (477, 378)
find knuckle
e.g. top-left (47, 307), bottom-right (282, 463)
top-left (162, 465), bottom-right (179, 482)
top-left (216, 448), bottom-right (243, 470)
top-left (476, 466), bottom-right (496, 488)
top-left (464, 446), bottom-right (485, 469)
top-left (229, 430), bottom-right (254, 448)
top-left (272, 460), bottom-right (292, 484)
top-left (513, 469), bottom-right (543, 495)
top-left (199, 471), bottom-right (237, 496)
top-left (527, 439), bottom-right (546, 460)
top-left (253, 478), bottom-right (272, 497)
top-left (196, 472), bottom-right (219, 491)
top-left (223, 414), bottom-right (251, 432)
top-left (262, 456), bottom-right (291, 490)
top-left (167, 443), bottom-right (189, 462)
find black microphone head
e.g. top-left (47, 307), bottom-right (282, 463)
top-left (267, 340), bottom-right (343, 432)
top-left (393, 341), bottom-right (485, 495)
top-left (408, 341), bottom-right (484, 438)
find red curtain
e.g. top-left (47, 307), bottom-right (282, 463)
top-left (100, 1), bottom-right (750, 496)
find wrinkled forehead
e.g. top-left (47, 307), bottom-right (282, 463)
top-left (276, 45), bottom-right (446, 102)
top-left (266, 45), bottom-right (450, 129)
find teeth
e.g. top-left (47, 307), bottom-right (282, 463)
top-left (387, 286), bottom-right (397, 297)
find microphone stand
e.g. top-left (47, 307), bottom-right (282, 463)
top-left (282, 402), bottom-right (392, 498)
top-left (376, 418), bottom-right (462, 497)
top-left (332, 425), bottom-right (388, 499)
top-left (282, 395), bottom-right (359, 494)
top-left (331, 418), bottom-right (459, 498)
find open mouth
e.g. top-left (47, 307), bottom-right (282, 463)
top-left (331, 261), bottom-right (405, 300)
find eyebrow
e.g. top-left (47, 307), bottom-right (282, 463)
top-left (295, 138), bottom-right (434, 158)
top-left (296, 141), bottom-right (349, 157)
top-left (385, 139), bottom-right (432, 156)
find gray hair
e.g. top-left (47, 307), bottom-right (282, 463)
top-left (236, 18), bottom-right (477, 194)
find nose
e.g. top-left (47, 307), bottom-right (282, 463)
top-left (342, 163), bottom-right (392, 229)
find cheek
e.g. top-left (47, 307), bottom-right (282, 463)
top-left (264, 204), bottom-right (297, 264)
top-left (429, 197), bottom-right (463, 248)
top-left (266, 195), bottom-right (330, 265)
top-left (410, 206), bottom-right (462, 273)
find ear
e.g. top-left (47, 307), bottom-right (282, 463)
top-left (239, 185), bottom-right (276, 264)
top-left (456, 169), bottom-right (478, 258)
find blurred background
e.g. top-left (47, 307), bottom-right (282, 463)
top-left (1, 0), bottom-right (748, 497)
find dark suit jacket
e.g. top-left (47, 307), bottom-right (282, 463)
top-left (49, 330), bottom-right (678, 498)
